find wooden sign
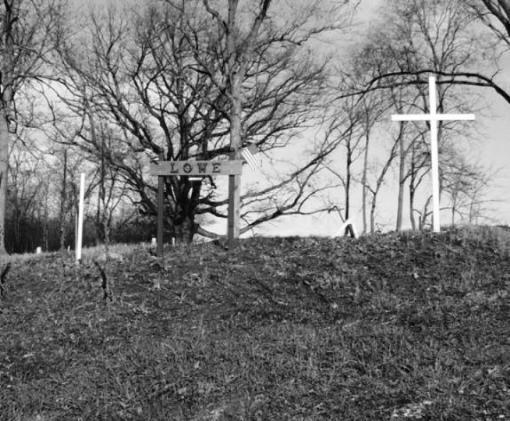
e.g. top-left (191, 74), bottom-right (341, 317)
top-left (150, 160), bottom-right (243, 176)
top-left (152, 149), bottom-right (260, 255)
top-left (391, 76), bottom-right (475, 233)
top-left (152, 158), bottom-right (245, 256)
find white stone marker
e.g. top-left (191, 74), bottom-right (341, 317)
top-left (391, 76), bottom-right (475, 232)
top-left (76, 173), bottom-right (86, 262)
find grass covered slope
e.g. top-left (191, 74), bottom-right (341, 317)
top-left (0, 227), bottom-right (509, 420)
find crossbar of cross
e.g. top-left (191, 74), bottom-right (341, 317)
top-left (391, 76), bottom-right (475, 232)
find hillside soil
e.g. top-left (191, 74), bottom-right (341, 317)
top-left (0, 227), bottom-right (509, 420)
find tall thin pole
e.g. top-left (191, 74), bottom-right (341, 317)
top-left (228, 73), bottom-right (242, 247)
top-left (428, 77), bottom-right (441, 233)
top-left (76, 173), bottom-right (85, 262)
top-left (157, 153), bottom-right (164, 257)
top-left (59, 149), bottom-right (67, 251)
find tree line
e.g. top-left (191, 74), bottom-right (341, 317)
top-left (1, 0), bottom-right (508, 253)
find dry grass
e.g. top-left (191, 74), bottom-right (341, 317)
top-left (0, 226), bottom-right (508, 420)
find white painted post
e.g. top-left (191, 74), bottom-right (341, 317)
top-left (391, 76), bottom-right (475, 233)
top-left (428, 78), bottom-right (441, 233)
top-left (76, 173), bottom-right (85, 262)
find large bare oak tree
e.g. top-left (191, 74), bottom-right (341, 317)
top-left (50, 0), bottom-right (356, 242)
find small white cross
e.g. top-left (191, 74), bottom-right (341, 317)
top-left (391, 76), bottom-right (475, 232)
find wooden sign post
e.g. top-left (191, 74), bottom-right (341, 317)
top-left (391, 76), bottom-right (475, 233)
top-left (156, 153), bottom-right (165, 257)
top-left (150, 159), bottom-right (244, 255)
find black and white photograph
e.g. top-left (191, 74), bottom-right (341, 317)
top-left (0, 0), bottom-right (509, 419)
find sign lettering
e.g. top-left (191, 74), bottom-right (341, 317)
top-left (150, 160), bottom-right (243, 176)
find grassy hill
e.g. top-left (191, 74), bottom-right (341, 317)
top-left (0, 226), bottom-right (509, 420)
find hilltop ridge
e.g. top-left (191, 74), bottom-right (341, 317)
top-left (0, 226), bottom-right (509, 420)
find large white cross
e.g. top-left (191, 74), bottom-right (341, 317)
top-left (391, 76), bottom-right (475, 232)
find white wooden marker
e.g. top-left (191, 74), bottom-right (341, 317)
top-left (76, 172), bottom-right (85, 262)
top-left (391, 76), bottom-right (475, 232)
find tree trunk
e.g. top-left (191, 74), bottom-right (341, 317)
top-left (228, 71), bottom-right (242, 246)
top-left (0, 108), bottom-right (9, 255)
top-left (43, 190), bottom-right (49, 251)
top-left (370, 194), bottom-right (376, 233)
top-left (361, 130), bottom-right (370, 234)
top-left (343, 137), bottom-right (359, 238)
top-left (451, 192), bottom-right (457, 226)
top-left (468, 200), bottom-right (475, 224)
top-left (345, 140), bottom-right (352, 221)
top-left (396, 124), bottom-right (405, 231)
top-left (409, 140), bottom-right (417, 231)
top-left (100, 131), bottom-right (108, 249)
top-left (173, 216), bottom-right (197, 244)
top-left (224, 0), bottom-right (271, 246)
top-left (88, 109), bottom-right (103, 245)
top-left (409, 181), bottom-right (416, 231)
top-left (59, 149), bottom-right (68, 251)
top-left (420, 196), bottom-right (432, 230)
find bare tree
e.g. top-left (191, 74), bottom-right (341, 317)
top-left (468, 0), bottom-right (510, 46)
top-left (441, 145), bottom-right (498, 225)
top-left (408, 132), bottom-right (433, 230)
top-left (352, 1), bottom-right (510, 116)
top-left (0, 0), bottom-right (64, 254)
top-left (58, 148), bottom-right (67, 250)
top-left (322, 97), bottom-right (365, 234)
top-left (7, 139), bottom-right (47, 251)
top-left (356, 93), bottom-right (387, 234)
top-left (366, 138), bottom-right (399, 234)
top-left (347, 0), bottom-right (485, 231)
top-left (201, 0), bottom-right (272, 244)
top-left (49, 0), bottom-right (357, 242)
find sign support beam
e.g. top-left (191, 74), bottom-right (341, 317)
top-left (150, 159), bottom-right (245, 256)
top-left (156, 153), bottom-right (164, 257)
